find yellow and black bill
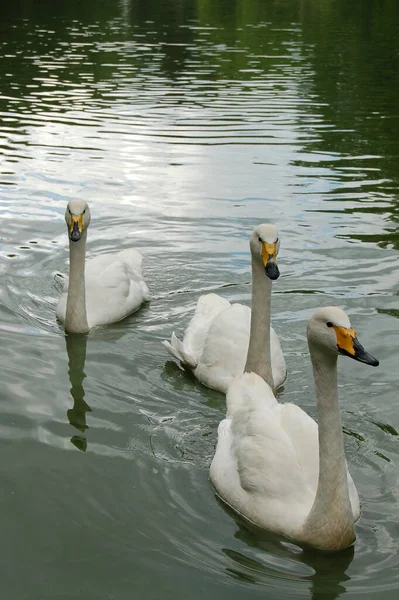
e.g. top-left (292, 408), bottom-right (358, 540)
top-left (334, 326), bottom-right (379, 367)
top-left (261, 242), bottom-right (279, 280)
top-left (69, 214), bottom-right (83, 242)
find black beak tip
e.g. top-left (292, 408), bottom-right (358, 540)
top-left (265, 263), bottom-right (280, 281)
top-left (69, 231), bottom-right (82, 242)
top-left (341, 348), bottom-right (379, 367)
top-left (369, 356), bottom-right (379, 367)
top-left (338, 342), bottom-right (379, 367)
top-left (352, 337), bottom-right (379, 367)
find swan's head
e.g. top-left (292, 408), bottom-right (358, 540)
top-left (65, 200), bottom-right (91, 242)
top-left (307, 307), bottom-right (379, 367)
top-left (250, 223), bottom-right (280, 280)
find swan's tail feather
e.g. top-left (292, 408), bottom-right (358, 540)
top-left (162, 333), bottom-right (197, 369)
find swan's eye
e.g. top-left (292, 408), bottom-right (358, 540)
top-left (326, 321), bottom-right (333, 328)
top-left (258, 236), bottom-right (262, 242)
top-left (82, 209), bottom-right (86, 215)
top-left (68, 208), bottom-right (71, 214)
top-left (276, 238), bottom-right (279, 243)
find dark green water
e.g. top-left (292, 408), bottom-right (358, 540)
top-left (1, 0), bottom-right (399, 598)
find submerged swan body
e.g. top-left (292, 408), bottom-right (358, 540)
top-left (210, 307), bottom-right (379, 551)
top-left (163, 224), bottom-right (286, 393)
top-left (56, 200), bottom-right (149, 333)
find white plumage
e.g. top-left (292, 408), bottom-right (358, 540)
top-left (56, 248), bottom-right (149, 329)
top-left (210, 307), bottom-right (379, 551)
top-left (163, 223), bottom-right (286, 394)
top-left (163, 293), bottom-right (285, 393)
top-left (210, 373), bottom-right (359, 537)
top-left (56, 200), bottom-right (149, 333)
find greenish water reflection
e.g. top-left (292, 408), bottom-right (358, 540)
top-left (66, 334), bottom-right (91, 452)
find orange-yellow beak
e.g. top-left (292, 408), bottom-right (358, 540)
top-left (261, 242), bottom-right (279, 280)
top-left (69, 214), bottom-right (83, 242)
top-left (333, 325), bottom-right (379, 366)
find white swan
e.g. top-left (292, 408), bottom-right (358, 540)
top-left (56, 200), bottom-right (149, 333)
top-left (210, 306), bottom-right (379, 551)
top-left (163, 224), bottom-right (286, 393)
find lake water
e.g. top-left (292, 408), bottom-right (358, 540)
top-left (1, 0), bottom-right (399, 598)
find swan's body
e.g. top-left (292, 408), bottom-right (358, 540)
top-left (163, 224), bottom-right (286, 393)
top-left (56, 249), bottom-right (149, 329)
top-left (163, 294), bottom-right (285, 392)
top-left (56, 200), bottom-right (149, 333)
top-left (210, 307), bottom-right (379, 551)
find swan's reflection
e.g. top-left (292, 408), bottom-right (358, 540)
top-left (304, 546), bottom-right (354, 600)
top-left (65, 333), bottom-right (91, 452)
top-left (220, 500), bottom-right (354, 599)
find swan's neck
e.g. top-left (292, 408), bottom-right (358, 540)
top-left (65, 232), bottom-right (89, 334)
top-left (244, 256), bottom-right (273, 389)
top-left (302, 346), bottom-right (355, 550)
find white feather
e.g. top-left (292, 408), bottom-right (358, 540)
top-left (162, 293), bottom-right (286, 393)
top-left (210, 373), bottom-right (360, 540)
top-left (57, 248), bottom-right (149, 329)
top-left (210, 307), bottom-right (369, 549)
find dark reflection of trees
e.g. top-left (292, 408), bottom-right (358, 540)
top-left (128, 0), bottom-right (197, 80)
top-left (65, 333), bottom-right (91, 452)
top-left (219, 498), bottom-right (354, 600)
top-left (294, 0), bottom-right (399, 247)
top-left (0, 0), bottom-right (119, 24)
top-left (0, 0), bottom-right (122, 125)
top-left (1, 0), bottom-right (399, 244)
top-left (299, 0), bottom-right (399, 162)
top-left (0, 0), bottom-right (303, 106)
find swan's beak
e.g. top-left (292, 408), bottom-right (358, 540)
top-left (335, 326), bottom-right (379, 367)
top-left (262, 242), bottom-right (279, 280)
top-left (69, 214), bottom-right (83, 242)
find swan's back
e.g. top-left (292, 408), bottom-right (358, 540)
top-left (210, 372), bottom-right (360, 533)
top-left (85, 249), bottom-right (149, 326)
top-left (196, 303), bottom-right (286, 391)
top-left (210, 373), bottom-right (314, 534)
top-left (196, 303), bottom-right (251, 391)
top-left (180, 293), bottom-right (230, 363)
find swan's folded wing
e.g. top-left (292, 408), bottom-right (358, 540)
top-left (278, 402), bottom-right (319, 491)
top-left (347, 471), bottom-right (360, 521)
top-left (180, 293), bottom-right (230, 362)
top-left (56, 290), bottom-right (67, 322)
top-left (195, 303), bottom-right (251, 391)
top-left (270, 327), bottom-right (287, 389)
top-left (234, 416), bottom-right (306, 496)
top-left (219, 373), bottom-right (309, 506)
top-left (84, 252), bottom-right (148, 325)
top-left (278, 402), bottom-right (360, 520)
top-left (226, 371), bottom-right (278, 417)
top-left (117, 248), bottom-right (144, 273)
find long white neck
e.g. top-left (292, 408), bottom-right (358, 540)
top-left (244, 255), bottom-right (274, 389)
top-left (302, 345), bottom-right (355, 550)
top-left (65, 231), bottom-right (89, 334)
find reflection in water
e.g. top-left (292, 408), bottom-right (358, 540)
top-left (220, 499), bottom-right (354, 599)
top-left (65, 333), bottom-right (91, 452)
top-left (304, 547), bottom-right (354, 600)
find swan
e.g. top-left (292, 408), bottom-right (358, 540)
top-left (210, 306), bottom-right (379, 551)
top-left (162, 224), bottom-right (286, 393)
top-left (56, 200), bottom-right (149, 333)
